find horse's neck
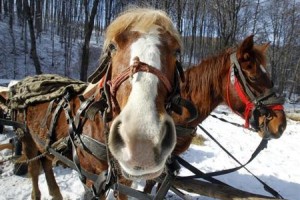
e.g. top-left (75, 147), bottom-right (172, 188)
top-left (180, 55), bottom-right (230, 126)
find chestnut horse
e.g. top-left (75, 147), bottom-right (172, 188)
top-left (11, 8), bottom-right (183, 200)
top-left (173, 35), bottom-right (286, 155)
top-left (145, 35), bottom-right (287, 193)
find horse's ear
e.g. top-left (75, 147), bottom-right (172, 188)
top-left (237, 35), bottom-right (254, 60)
top-left (256, 42), bottom-right (270, 54)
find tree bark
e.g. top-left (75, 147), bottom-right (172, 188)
top-left (23, 0), bottom-right (42, 75)
top-left (80, 0), bottom-right (100, 81)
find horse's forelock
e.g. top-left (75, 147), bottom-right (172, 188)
top-left (103, 8), bottom-right (182, 51)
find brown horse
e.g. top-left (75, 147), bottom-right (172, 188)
top-left (145, 35), bottom-right (287, 192)
top-left (11, 8), bottom-right (182, 200)
top-left (173, 35), bottom-right (286, 155)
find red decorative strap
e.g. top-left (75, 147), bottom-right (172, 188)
top-left (98, 76), bottom-right (105, 88)
top-left (234, 77), bottom-right (254, 128)
top-left (268, 104), bottom-right (284, 110)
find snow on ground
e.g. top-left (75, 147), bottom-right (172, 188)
top-left (0, 104), bottom-right (299, 200)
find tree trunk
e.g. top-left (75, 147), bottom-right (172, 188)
top-left (35, 0), bottom-right (43, 38)
top-left (23, 0), bottom-right (42, 75)
top-left (0, 0), bottom-right (2, 20)
top-left (80, 0), bottom-right (100, 81)
top-left (16, 0), bottom-right (23, 25)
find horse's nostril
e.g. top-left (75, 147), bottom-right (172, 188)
top-left (160, 118), bottom-right (176, 156)
top-left (277, 125), bottom-right (285, 137)
top-left (109, 119), bottom-right (125, 150)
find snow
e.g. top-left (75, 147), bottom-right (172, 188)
top-left (0, 104), bottom-right (299, 200)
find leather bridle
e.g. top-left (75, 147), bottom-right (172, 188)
top-left (226, 53), bottom-right (284, 139)
top-left (107, 56), bottom-right (174, 113)
top-left (89, 43), bottom-right (197, 121)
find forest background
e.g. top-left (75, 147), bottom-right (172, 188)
top-left (0, 0), bottom-right (299, 100)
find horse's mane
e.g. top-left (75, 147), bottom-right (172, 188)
top-left (183, 48), bottom-right (233, 99)
top-left (182, 45), bottom-right (267, 117)
top-left (103, 7), bottom-right (182, 50)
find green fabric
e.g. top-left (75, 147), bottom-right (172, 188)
top-left (9, 74), bottom-right (87, 109)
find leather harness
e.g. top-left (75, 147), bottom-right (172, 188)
top-left (4, 43), bottom-right (198, 199)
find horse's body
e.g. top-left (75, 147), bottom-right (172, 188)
top-left (12, 8), bottom-right (182, 200)
top-left (145, 35), bottom-right (287, 192)
top-left (173, 35), bottom-right (286, 155)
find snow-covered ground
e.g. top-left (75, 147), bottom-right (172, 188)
top-left (0, 104), bottom-right (299, 200)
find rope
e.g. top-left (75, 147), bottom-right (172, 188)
top-left (16, 151), bottom-right (47, 164)
top-left (210, 113), bottom-right (256, 132)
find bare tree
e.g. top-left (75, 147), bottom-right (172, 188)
top-left (23, 0), bottom-right (42, 75)
top-left (35, 0), bottom-right (42, 38)
top-left (80, 0), bottom-right (100, 81)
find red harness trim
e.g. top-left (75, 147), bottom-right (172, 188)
top-left (98, 76), bottom-right (105, 88)
top-left (226, 68), bottom-right (284, 128)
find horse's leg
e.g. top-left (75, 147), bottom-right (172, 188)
top-left (40, 157), bottom-right (63, 200)
top-left (29, 159), bottom-right (42, 200)
top-left (22, 137), bottom-right (41, 200)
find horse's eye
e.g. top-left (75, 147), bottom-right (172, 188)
top-left (246, 64), bottom-right (253, 70)
top-left (174, 49), bottom-right (181, 57)
top-left (249, 76), bottom-right (257, 82)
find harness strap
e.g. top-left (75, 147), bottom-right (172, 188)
top-left (175, 125), bottom-right (197, 137)
top-left (76, 134), bottom-right (107, 161)
top-left (154, 157), bottom-right (181, 200)
top-left (63, 97), bottom-right (86, 182)
top-left (111, 183), bottom-right (153, 200)
top-left (47, 98), bottom-right (65, 145)
top-left (196, 125), bottom-right (284, 199)
top-left (230, 53), bottom-right (256, 101)
top-left (169, 95), bottom-right (198, 123)
top-left (0, 118), bottom-right (26, 130)
top-left (41, 99), bottom-right (56, 128)
top-left (108, 57), bottom-right (173, 97)
top-left (176, 60), bottom-right (185, 82)
top-left (88, 43), bottom-right (115, 84)
top-left (175, 155), bottom-right (229, 186)
top-left (74, 95), bottom-right (95, 129)
top-left (198, 125), bottom-right (268, 177)
top-left (234, 76), bottom-right (254, 128)
top-left (85, 90), bottom-right (108, 120)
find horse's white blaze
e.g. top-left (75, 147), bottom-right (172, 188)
top-left (117, 26), bottom-right (163, 145)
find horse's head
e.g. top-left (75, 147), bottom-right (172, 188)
top-left (101, 8), bottom-right (182, 180)
top-left (227, 35), bottom-right (286, 139)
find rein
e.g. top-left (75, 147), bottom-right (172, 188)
top-left (175, 124), bottom-right (284, 199)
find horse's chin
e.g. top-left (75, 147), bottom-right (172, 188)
top-left (258, 129), bottom-right (281, 140)
top-left (121, 168), bottom-right (164, 180)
